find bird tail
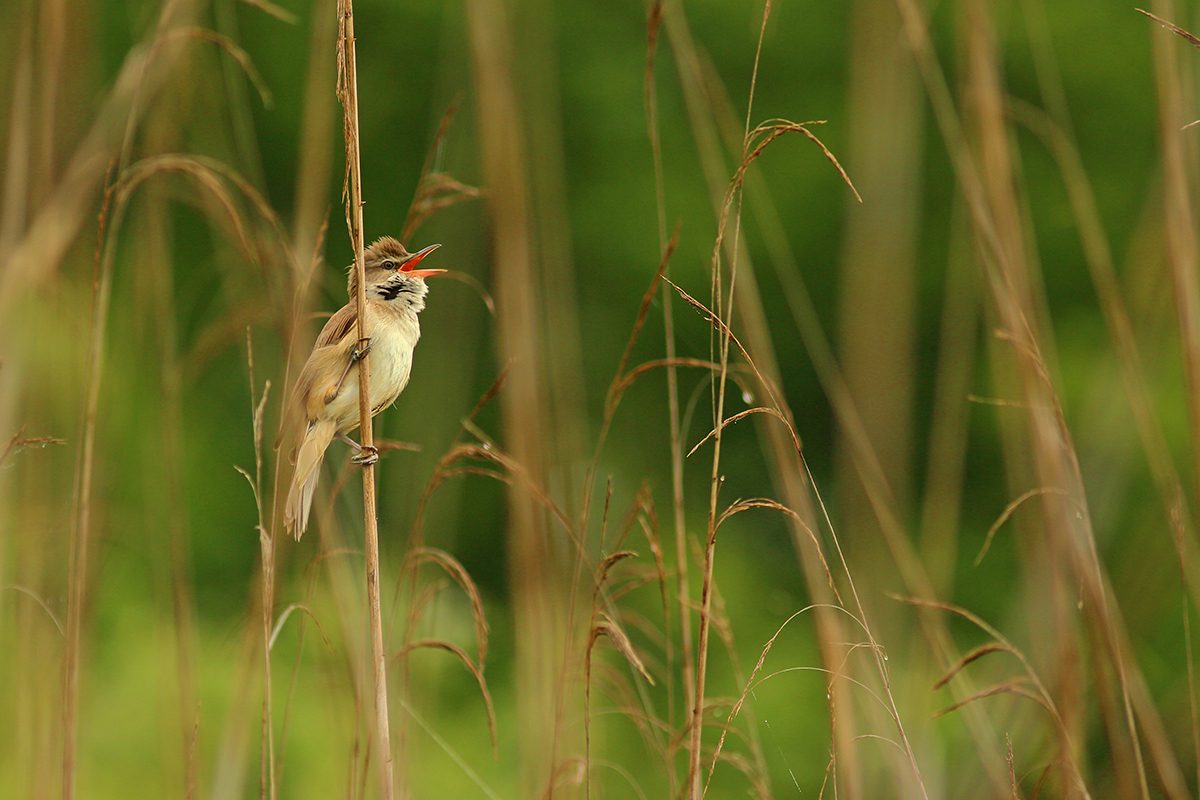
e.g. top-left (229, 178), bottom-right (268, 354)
top-left (285, 419), bottom-right (336, 539)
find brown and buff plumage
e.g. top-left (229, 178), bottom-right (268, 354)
top-left (284, 236), bottom-right (443, 537)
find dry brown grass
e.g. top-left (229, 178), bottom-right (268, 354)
top-left (5, 1), bottom-right (1200, 799)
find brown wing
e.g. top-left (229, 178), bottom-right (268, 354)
top-left (314, 303), bottom-right (359, 349)
top-left (293, 303), bottom-right (361, 422)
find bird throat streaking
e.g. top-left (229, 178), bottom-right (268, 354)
top-left (284, 236), bottom-right (445, 537)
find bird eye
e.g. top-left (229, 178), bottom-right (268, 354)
top-left (382, 260), bottom-right (396, 270)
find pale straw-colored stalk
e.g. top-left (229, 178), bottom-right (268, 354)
top-left (336, 1), bottom-right (394, 796)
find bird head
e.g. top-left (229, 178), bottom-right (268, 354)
top-left (346, 236), bottom-right (445, 311)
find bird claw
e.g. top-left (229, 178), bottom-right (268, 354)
top-left (351, 337), bottom-right (373, 363)
top-left (350, 444), bottom-right (379, 466)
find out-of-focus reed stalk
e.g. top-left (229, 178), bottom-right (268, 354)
top-left (1031, 3), bottom-right (1200, 785)
top-left (685, 6), bottom-right (831, 799)
top-left (66, 159), bottom-right (121, 800)
top-left (1145, 2), bottom-right (1200, 796)
top-left (140, 171), bottom-right (200, 800)
top-left (663, 4), bottom-right (866, 796)
top-left (335, 1), bottom-right (394, 797)
top-left (1150, 0), bottom-right (1200, 515)
top-left (893, 0), bottom-right (1194, 797)
top-left (468, 0), bottom-right (583, 794)
top-left (643, 5), bottom-right (691, 787)
top-left (3, 9), bottom-right (50, 800)
top-left (238, 336), bottom-right (276, 800)
top-left (836, 0), bottom-right (921, 619)
top-left (0, 0), bottom-right (199, 319)
top-left (290, 0), bottom-right (337, 281)
top-left (961, 2), bottom-right (1090, 790)
top-left (22, 6), bottom-right (200, 788)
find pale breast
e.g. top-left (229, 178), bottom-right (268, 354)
top-left (323, 309), bottom-right (420, 433)
top-left (367, 314), bottom-right (418, 412)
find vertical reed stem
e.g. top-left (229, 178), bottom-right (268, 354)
top-left (337, 2), bottom-right (393, 797)
top-left (63, 162), bottom-right (119, 800)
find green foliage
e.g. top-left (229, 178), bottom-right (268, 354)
top-left (2, 0), bottom-right (1198, 798)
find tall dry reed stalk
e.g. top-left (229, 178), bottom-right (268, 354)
top-left (661, 4), bottom-right (893, 796)
top-left (467, 0), bottom-right (576, 795)
top-left (886, 1), bottom-right (1198, 798)
top-left (7, 1), bottom-right (1200, 798)
top-left (335, 1), bottom-right (395, 797)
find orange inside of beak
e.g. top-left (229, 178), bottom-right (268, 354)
top-left (399, 243), bottom-right (443, 276)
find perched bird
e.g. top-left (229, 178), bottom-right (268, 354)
top-left (284, 236), bottom-right (444, 537)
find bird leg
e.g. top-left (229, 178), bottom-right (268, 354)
top-left (328, 337), bottom-right (373, 401)
top-left (338, 432), bottom-right (379, 466)
top-left (351, 337), bottom-right (373, 362)
top-left (331, 339), bottom-right (379, 465)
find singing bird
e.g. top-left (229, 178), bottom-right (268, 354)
top-left (284, 236), bottom-right (445, 537)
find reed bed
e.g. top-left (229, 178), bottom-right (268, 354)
top-left (1, 1), bottom-right (1197, 799)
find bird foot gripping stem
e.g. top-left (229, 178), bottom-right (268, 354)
top-left (351, 337), bottom-right (372, 362)
top-left (347, 338), bottom-right (377, 466)
top-left (338, 432), bottom-right (379, 466)
top-left (350, 444), bottom-right (379, 466)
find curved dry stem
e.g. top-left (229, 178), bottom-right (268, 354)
top-left (115, 153), bottom-right (288, 272)
top-left (437, 270), bottom-right (496, 316)
top-left (896, 596), bottom-right (1052, 694)
top-left (239, 0), bottom-right (298, 23)
top-left (590, 616), bottom-right (654, 687)
top-left (751, 665), bottom-right (894, 721)
top-left (409, 442), bottom-right (574, 555)
top-left (396, 639), bottom-right (498, 756)
top-left (161, 27), bottom-right (273, 106)
top-left (2, 584), bottom-right (66, 636)
top-left (714, 496), bottom-right (797, 530)
top-left (704, 605), bottom-right (822, 793)
top-left (404, 547), bottom-right (490, 666)
top-left (612, 357), bottom-right (722, 397)
top-left (687, 406), bottom-right (799, 458)
top-left (585, 546), bottom-right (659, 799)
top-left (580, 225), bottom-right (681, 538)
top-left (853, 733), bottom-right (908, 756)
top-left (597, 550), bottom-right (638, 586)
top-left (667, 280), bottom-right (759, 390)
top-left (0, 427), bottom-right (65, 467)
top-left (402, 174), bottom-right (482, 243)
top-left (895, 594), bottom-right (1093, 798)
top-left (742, 120), bottom-right (860, 204)
top-left (401, 97), bottom-right (483, 241)
top-left (635, 496), bottom-right (672, 659)
top-left (1137, 8), bottom-right (1200, 48)
top-left (933, 679), bottom-right (1047, 719)
top-left (267, 603), bottom-right (335, 655)
top-left (715, 498), bottom-right (840, 603)
top-left (933, 642), bottom-right (1016, 691)
top-left (975, 487), bottom-right (1072, 566)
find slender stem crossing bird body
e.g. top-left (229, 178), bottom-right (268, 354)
top-left (284, 236), bottom-right (444, 537)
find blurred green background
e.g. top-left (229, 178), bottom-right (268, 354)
top-left (2, 0), bottom-right (1199, 798)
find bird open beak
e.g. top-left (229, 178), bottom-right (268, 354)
top-left (399, 243), bottom-right (446, 278)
